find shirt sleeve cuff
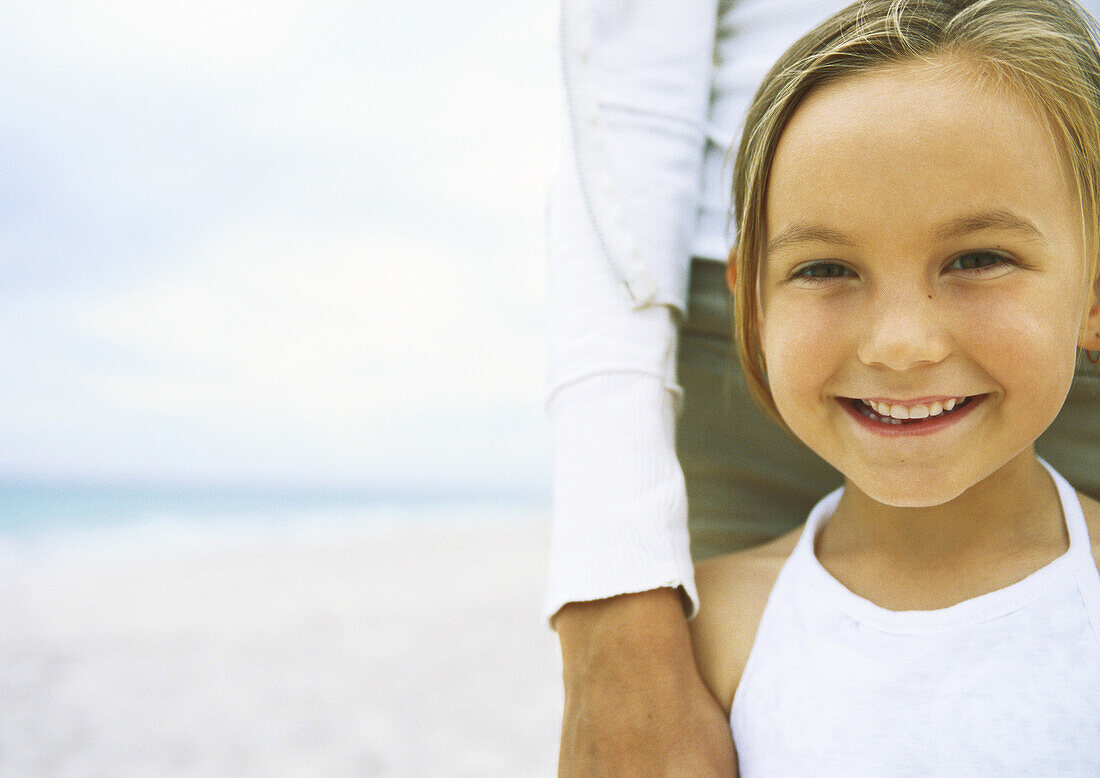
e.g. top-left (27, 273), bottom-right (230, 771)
top-left (544, 372), bottom-right (698, 626)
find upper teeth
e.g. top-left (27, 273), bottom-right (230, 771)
top-left (862, 397), bottom-right (962, 420)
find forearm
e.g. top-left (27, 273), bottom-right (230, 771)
top-left (556, 589), bottom-right (738, 777)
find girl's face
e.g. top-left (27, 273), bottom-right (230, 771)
top-left (759, 57), bottom-right (1100, 508)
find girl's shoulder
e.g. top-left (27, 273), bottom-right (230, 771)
top-left (690, 528), bottom-right (802, 715)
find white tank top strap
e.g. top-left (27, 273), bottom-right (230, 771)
top-left (1041, 456), bottom-right (1090, 554)
top-left (1040, 457), bottom-right (1100, 638)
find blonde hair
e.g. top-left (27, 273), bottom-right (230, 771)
top-left (731, 0), bottom-right (1100, 423)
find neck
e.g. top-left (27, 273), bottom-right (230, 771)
top-left (821, 450), bottom-right (1066, 569)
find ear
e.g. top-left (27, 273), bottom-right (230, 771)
top-left (1080, 271), bottom-right (1100, 351)
top-left (725, 246), bottom-right (738, 294)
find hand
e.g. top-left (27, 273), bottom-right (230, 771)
top-left (555, 588), bottom-right (738, 777)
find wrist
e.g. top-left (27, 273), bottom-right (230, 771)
top-left (556, 588), bottom-right (695, 688)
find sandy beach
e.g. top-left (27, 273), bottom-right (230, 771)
top-left (0, 512), bottom-right (563, 776)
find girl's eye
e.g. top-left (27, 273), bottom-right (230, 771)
top-left (791, 262), bottom-right (852, 284)
top-left (947, 251), bottom-right (1014, 275)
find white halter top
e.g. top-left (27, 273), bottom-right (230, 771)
top-left (730, 461), bottom-right (1100, 776)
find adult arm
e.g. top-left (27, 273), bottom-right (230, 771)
top-left (549, 176), bottom-right (736, 774)
top-left (547, 1), bottom-right (736, 774)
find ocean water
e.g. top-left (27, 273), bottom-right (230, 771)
top-left (0, 481), bottom-right (551, 554)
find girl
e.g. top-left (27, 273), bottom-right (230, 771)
top-left (690, 0), bottom-right (1100, 774)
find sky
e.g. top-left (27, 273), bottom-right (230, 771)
top-left (0, 1), bottom-right (560, 495)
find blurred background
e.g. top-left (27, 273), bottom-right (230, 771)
top-left (0, 1), bottom-right (562, 775)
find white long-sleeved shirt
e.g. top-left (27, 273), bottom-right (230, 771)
top-left (545, 0), bottom-right (848, 622)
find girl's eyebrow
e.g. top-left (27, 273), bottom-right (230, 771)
top-left (766, 208), bottom-right (1047, 256)
top-left (930, 209), bottom-right (1047, 244)
top-left (766, 224), bottom-right (854, 256)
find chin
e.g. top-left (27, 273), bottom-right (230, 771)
top-left (846, 472), bottom-right (972, 509)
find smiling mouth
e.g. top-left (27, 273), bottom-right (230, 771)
top-left (847, 396), bottom-right (977, 425)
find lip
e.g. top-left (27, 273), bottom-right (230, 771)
top-left (839, 394), bottom-right (987, 437)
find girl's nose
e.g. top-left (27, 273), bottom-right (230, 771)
top-left (856, 291), bottom-right (953, 371)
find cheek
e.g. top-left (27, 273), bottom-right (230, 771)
top-left (759, 297), bottom-right (846, 403)
top-left (960, 287), bottom-right (1081, 398)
